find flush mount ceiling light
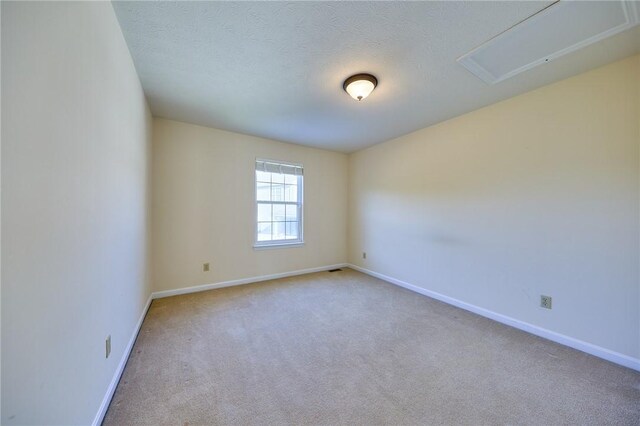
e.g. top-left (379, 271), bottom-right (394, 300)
top-left (343, 73), bottom-right (378, 101)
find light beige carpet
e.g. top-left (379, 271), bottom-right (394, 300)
top-left (104, 269), bottom-right (640, 425)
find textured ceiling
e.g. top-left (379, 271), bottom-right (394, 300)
top-left (112, 1), bottom-right (640, 153)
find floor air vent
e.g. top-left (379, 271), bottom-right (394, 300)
top-left (457, 0), bottom-right (640, 84)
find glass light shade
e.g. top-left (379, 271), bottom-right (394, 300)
top-left (343, 74), bottom-right (377, 101)
top-left (346, 79), bottom-right (375, 101)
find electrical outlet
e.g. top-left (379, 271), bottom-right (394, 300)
top-left (203, 262), bottom-right (210, 272)
top-left (540, 295), bottom-right (552, 309)
top-left (106, 335), bottom-right (111, 358)
top-left (362, 252), bottom-right (367, 259)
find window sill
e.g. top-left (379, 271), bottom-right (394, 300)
top-left (253, 242), bottom-right (305, 250)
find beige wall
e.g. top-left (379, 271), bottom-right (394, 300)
top-left (151, 118), bottom-right (348, 293)
top-left (1, 3), bottom-right (637, 423)
top-left (1, 2), bottom-right (152, 424)
top-left (348, 55), bottom-right (640, 360)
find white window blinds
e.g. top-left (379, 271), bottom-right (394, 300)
top-left (255, 159), bottom-right (303, 176)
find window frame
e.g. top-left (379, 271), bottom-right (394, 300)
top-left (253, 158), bottom-right (304, 249)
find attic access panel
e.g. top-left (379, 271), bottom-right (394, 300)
top-left (458, 0), bottom-right (640, 84)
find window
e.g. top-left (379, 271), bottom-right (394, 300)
top-left (255, 159), bottom-right (303, 247)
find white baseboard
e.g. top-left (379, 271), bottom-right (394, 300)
top-left (92, 294), bottom-right (153, 426)
top-left (347, 264), bottom-right (640, 372)
top-left (151, 263), bottom-right (349, 299)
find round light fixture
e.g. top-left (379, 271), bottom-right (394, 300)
top-left (343, 73), bottom-right (378, 101)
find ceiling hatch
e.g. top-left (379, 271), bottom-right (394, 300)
top-left (458, 0), bottom-right (640, 84)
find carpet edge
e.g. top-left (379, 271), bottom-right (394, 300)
top-left (151, 263), bottom-right (350, 299)
top-left (348, 263), bottom-right (640, 372)
top-left (92, 294), bottom-right (153, 426)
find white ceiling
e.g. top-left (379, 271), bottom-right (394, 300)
top-left (112, 1), bottom-right (640, 153)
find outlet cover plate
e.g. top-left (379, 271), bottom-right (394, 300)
top-left (106, 335), bottom-right (111, 358)
top-left (540, 295), bottom-right (552, 309)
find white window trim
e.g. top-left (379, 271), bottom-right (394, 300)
top-left (253, 158), bottom-right (304, 248)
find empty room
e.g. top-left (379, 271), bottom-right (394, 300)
top-left (2, 0), bottom-right (640, 425)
